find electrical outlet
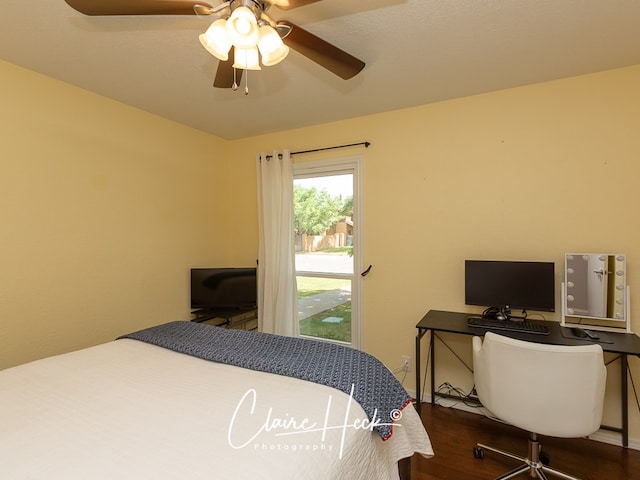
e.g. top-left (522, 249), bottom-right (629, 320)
top-left (401, 355), bottom-right (411, 372)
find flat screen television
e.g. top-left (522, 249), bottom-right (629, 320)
top-left (465, 260), bottom-right (555, 315)
top-left (190, 268), bottom-right (257, 312)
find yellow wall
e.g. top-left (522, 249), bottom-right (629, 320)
top-left (227, 65), bottom-right (640, 443)
top-left (2, 58), bottom-right (639, 444)
top-left (0, 60), bottom-right (231, 368)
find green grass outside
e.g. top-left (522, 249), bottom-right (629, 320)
top-left (321, 246), bottom-right (353, 256)
top-left (295, 239), bottom-right (353, 340)
top-left (299, 302), bottom-right (351, 342)
top-left (296, 276), bottom-right (350, 298)
top-left (297, 276), bottom-right (351, 342)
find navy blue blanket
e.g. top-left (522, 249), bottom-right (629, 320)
top-left (118, 321), bottom-right (412, 440)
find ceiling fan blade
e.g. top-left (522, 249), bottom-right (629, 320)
top-left (63, 0), bottom-right (213, 16)
top-left (270, 0), bottom-right (323, 10)
top-left (213, 59), bottom-right (243, 88)
top-left (278, 21), bottom-right (365, 80)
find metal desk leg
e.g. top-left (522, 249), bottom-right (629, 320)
top-left (622, 354), bottom-right (628, 447)
top-left (415, 332), bottom-right (422, 415)
top-left (430, 330), bottom-right (435, 405)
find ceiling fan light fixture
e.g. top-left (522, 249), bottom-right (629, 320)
top-left (258, 24), bottom-right (289, 66)
top-left (233, 46), bottom-right (262, 71)
top-left (199, 18), bottom-right (232, 61)
top-left (226, 6), bottom-right (259, 48)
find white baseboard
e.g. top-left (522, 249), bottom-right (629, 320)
top-left (417, 394), bottom-right (640, 451)
top-left (587, 430), bottom-right (640, 451)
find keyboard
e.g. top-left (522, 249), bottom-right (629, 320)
top-left (467, 316), bottom-right (549, 335)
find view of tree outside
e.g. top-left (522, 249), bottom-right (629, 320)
top-left (293, 185), bottom-right (352, 236)
top-left (294, 174), bottom-right (354, 343)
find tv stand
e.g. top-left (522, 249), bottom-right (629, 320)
top-left (191, 308), bottom-right (257, 331)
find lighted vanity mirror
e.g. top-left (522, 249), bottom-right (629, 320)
top-left (564, 253), bottom-right (627, 322)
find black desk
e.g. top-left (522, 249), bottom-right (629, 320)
top-left (415, 309), bottom-right (640, 447)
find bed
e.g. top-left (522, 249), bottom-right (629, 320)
top-left (0, 321), bottom-right (433, 479)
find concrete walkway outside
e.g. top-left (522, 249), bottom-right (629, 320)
top-left (297, 287), bottom-right (351, 320)
top-left (295, 252), bottom-right (353, 320)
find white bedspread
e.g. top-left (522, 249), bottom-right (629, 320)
top-left (0, 339), bottom-right (433, 479)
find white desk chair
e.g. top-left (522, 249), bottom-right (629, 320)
top-left (472, 332), bottom-right (606, 480)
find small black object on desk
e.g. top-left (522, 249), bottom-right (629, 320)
top-left (571, 326), bottom-right (589, 338)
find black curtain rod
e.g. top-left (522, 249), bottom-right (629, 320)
top-left (264, 141), bottom-right (370, 159)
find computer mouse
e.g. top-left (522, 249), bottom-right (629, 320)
top-left (570, 327), bottom-right (588, 338)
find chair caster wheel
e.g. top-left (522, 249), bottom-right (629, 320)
top-left (473, 446), bottom-right (484, 459)
top-left (540, 450), bottom-right (550, 465)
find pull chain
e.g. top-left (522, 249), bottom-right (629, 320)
top-left (232, 67), bottom-right (238, 91)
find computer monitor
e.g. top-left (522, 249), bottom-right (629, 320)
top-left (465, 260), bottom-right (555, 315)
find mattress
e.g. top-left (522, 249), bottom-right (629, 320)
top-left (0, 337), bottom-right (433, 479)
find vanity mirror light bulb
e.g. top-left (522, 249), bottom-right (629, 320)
top-left (567, 268), bottom-right (574, 274)
top-left (567, 308), bottom-right (575, 315)
top-left (598, 255), bottom-right (606, 261)
top-left (616, 284), bottom-right (624, 290)
top-left (616, 298), bottom-right (624, 305)
top-left (616, 270), bottom-right (624, 276)
top-left (567, 281), bottom-right (574, 288)
top-left (617, 255), bottom-right (625, 261)
top-left (567, 295), bottom-right (575, 302)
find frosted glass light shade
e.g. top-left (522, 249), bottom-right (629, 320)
top-left (199, 19), bottom-right (231, 61)
top-left (226, 6), bottom-right (259, 48)
top-left (233, 47), bottom-right (261, 70)
top-left (258, 24), bottom-right (289, 66)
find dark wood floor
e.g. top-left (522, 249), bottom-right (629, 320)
top-left (410, 403), bottom-right (640, 480)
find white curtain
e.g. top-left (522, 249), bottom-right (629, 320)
top-left (256, 150), bottom-right (298, 336)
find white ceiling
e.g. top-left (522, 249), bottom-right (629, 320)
top-left (2, 0), bottom-right (640, 140)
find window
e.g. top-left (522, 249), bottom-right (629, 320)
top-left (293, 157), bottom-right (363, 348)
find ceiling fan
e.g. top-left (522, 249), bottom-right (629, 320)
top-left (63, 0), bottom-right (366, 91)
